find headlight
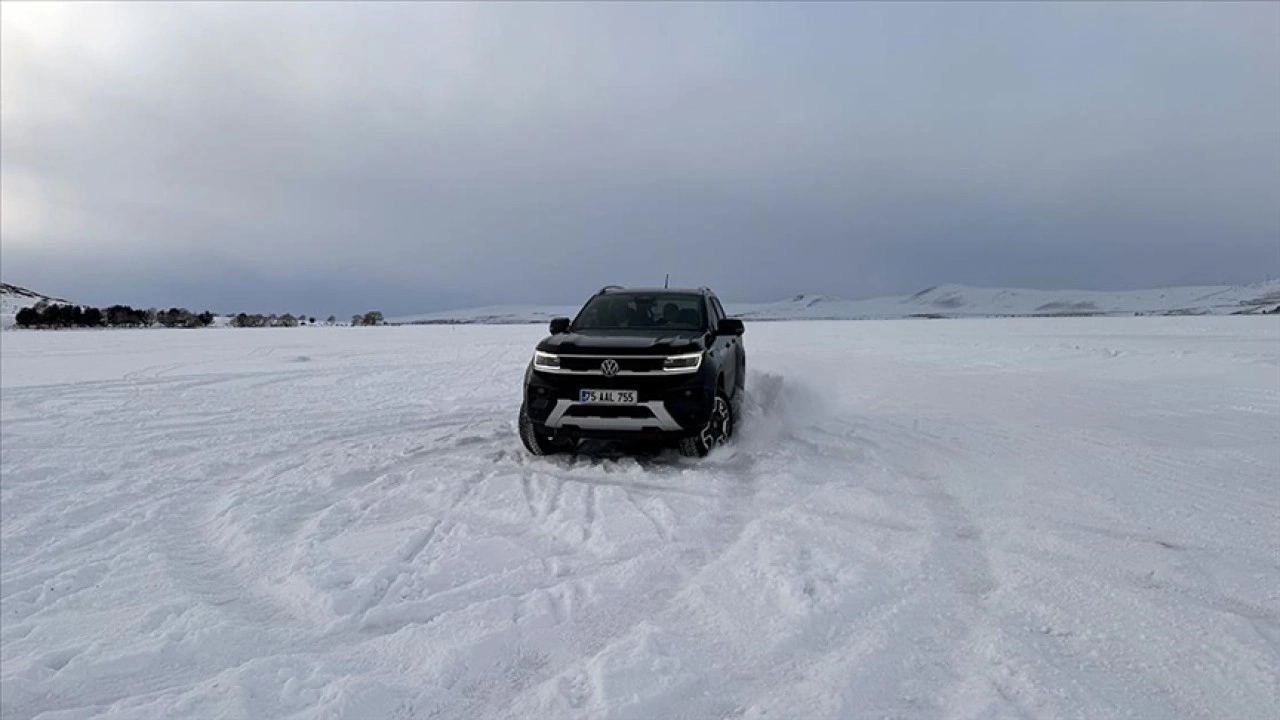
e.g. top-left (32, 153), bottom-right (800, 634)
top-left (663, 352), bottom-right (702, 373)
top-left (529, 348), bottom-right (560, 368)
top-left (533, 350), bottom-right (561, 370)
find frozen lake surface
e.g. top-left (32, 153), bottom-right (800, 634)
top-left (2, 318), bottom-right (1277, 719)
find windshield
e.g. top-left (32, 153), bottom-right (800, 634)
top-left (572, 293), bottom-right (706, 331)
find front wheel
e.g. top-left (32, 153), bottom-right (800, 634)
top-left (678, 391), bottom-right (734, 457)
top-left (519, 403), bottom-right (571, 456)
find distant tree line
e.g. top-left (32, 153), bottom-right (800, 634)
top-left (14, 303), bottom-right (214, 329)
top-left (14, 304), bottom-right (103, 328)
top-left (230, 314), bottom-right (335, 327)
top-left (15, 302), bottom-right (382, 329)
top-left (233, 313), bottom-right (296, 328)
top-left (352, 311), bottom-right (384, 326)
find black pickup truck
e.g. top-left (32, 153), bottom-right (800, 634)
top-left (518, 285), bottom-right (746, 457)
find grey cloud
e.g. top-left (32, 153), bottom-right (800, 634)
top-left (2, 2), bottom-right (1277, 315)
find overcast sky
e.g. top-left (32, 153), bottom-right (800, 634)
top-left (2, 2), bottom-right (1278, 315)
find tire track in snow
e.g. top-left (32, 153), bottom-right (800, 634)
top-left (791, 413), bottom-right (1033, 718)
top-left (353, 521), bottom-right (443, 619)
top-left (582, 485), bottom-right (598, 542)
top-left (623, 492), bottom-right (672, 542)
top-left (460, 394), bottom-right (910, 719)
top-left (406, 442), bottom-right (790, 717)
top-left (520, 473), bottom-right (539, 519)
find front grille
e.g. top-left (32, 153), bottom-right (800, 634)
top-left (563, 405), bottom-right (656, 419)
top-left (559, 356), bottom-right (664, 373)
top-left (531, 373), bottom-right (701, 394)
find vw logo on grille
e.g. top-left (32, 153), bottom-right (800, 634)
top-left (600, 358), bottom-right (620, 377)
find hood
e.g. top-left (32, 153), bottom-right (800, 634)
top-left (537, 329), bottom-right (706, 355)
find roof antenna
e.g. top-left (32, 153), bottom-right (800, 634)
top-left (664, 273), bottom-right (670, 289)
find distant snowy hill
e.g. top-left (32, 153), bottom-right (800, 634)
top-left (733, 280), bottom-right (1280, 321)
top-left (390, 280), bottom-right (1280, 325)
top-left (1, 283), bottom-right (70, 328)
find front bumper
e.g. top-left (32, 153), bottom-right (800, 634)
top-left (544, 399), bottom-right (682, 431)
top-left (524, 363), bottom-right (714, 436)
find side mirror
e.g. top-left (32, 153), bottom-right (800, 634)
top-left (718, 318), bottom-right (744, 336)
top-left (549, 317), bottom-right (571, 334)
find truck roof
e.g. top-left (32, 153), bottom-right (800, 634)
top-left (596, 286), bottom-right (714, 296)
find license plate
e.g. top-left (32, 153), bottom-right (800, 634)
top-left (579, 389), bottom-right (638, 404)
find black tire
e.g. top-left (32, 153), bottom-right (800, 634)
top-left (679, 390), bottom-right (734, 457)
top-left (519, 403), bottom-right (570, 456)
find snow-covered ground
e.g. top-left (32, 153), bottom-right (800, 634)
top-left (2, 318), bottom-right (1277, 719)
top-left (390, 279), bottom-right (1280, 324)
